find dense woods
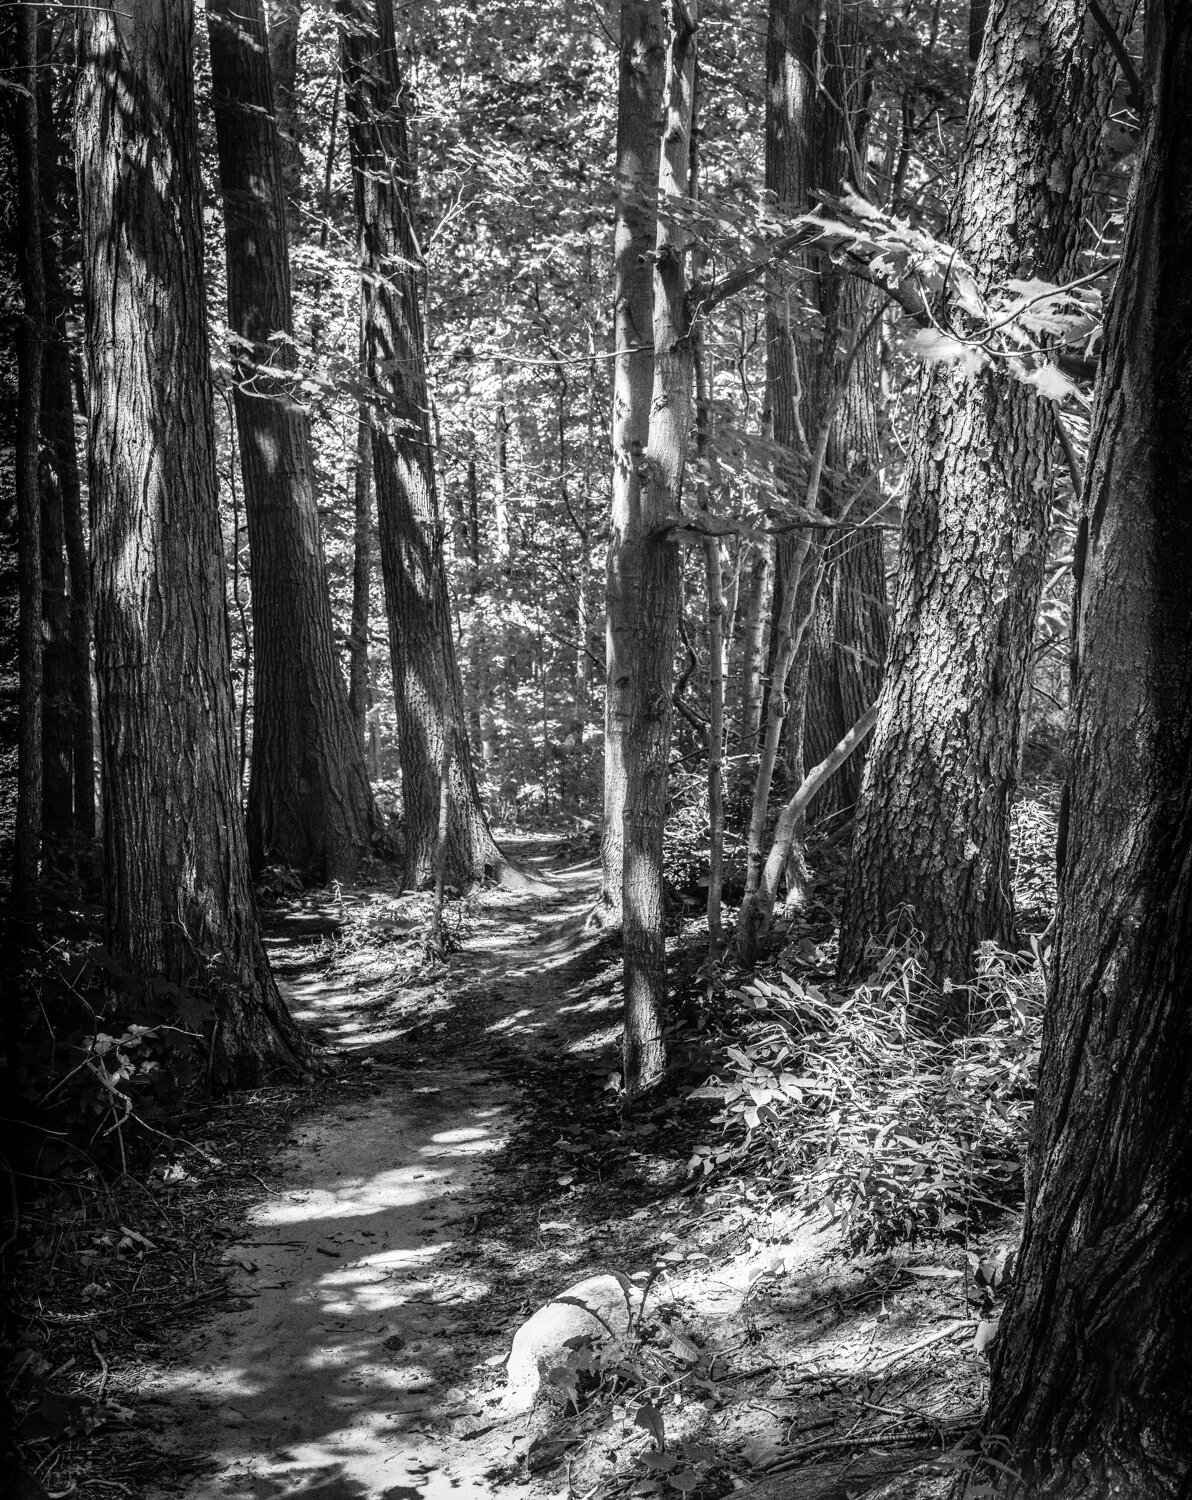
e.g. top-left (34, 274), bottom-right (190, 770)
top-left (1, 0), bottom-right (1188, 1497)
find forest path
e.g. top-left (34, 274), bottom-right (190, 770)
top-left (143, 839), bottom-right (615, 1500)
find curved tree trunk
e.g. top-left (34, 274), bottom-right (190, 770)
top-left (594, 0), bottom-right (665, 928)
top-left (340, 0), bottom-right (513, 889)
top-left (838, 0), bottom-right (1132, 999)
top-left (76, 0), bottom-right (308, 1084)
top-left (982, 15), bottom-right (1192, 1492)
top-left (207, 0), bottom-right (377, 886)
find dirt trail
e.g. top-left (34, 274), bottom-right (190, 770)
top-left (144, 844), bottom-right (611, 1500)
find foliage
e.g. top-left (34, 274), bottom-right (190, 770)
top-left (6, 942), bottom-right (214, 1179)
top-left (687, 938), bottom-right (1044, 1250)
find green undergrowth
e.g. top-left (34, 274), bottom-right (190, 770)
top-left (686, 937), bottom-right (1045, 1250)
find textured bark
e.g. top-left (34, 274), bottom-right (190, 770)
top-left (734, 540), bottom-right (771, 751)
top-left (341, 0), bottom-right (511, 889)
top-left (595, 0), bottom-right (665, 928)
top-left (9, 4), bottom-right (45, 897)
top-left (621, 0), bottom-right (698, 1095)
top-left (347, 404), bottom-right (373, 747)
top-left (207, 0), bottom-right (377, 884)
top-left (982, 14), bottom-right (1192, 1493)
top-left (76, 0), bottom-right (308, 1082)
top-left (266, 0), bottom-right (302, 215)
top-left (839, 0), bottom-right (1131, 997)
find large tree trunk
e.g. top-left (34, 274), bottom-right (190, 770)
top-left (340, 0), bottom-right (513, 889)
top-left (621, 0), bottom-right (698, 1095)
top-left (981, 14), bottom-right (1192, 1493)
top-left (207, 0), bottom-right (377, 885)
top-left (76, 0), bottom-right (308, 1083)
top-left (8, 4), bottom-right (45, 900)
top-left (838, 0), bottom-right (1131, 999)
top-left (347, 403), bottom-right (373, 747)
top-left (594, 0), bottom-right (666, 929)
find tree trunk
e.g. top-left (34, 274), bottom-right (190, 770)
top-left (734, 539), bottom-right (771, 752)
top-left (621, 0), bottom-right (698, 1095)
top-left (266, 0), bottom-right (302, 216)
top-left (9, 4), bottom-right (45, 900)
top-left (838, 0), bottom-right (1132, 1000)
top-left (348, 403), bottom-right (373, 747)
top-left (982, 15), bottom-right (1192, 1492)
top-left (207, 0), bottom-right (377, 885)
top-left (340, 0), bottom-right (513, 889)
top-left (594, 0), bottom-right (666, 929)
top-left (76, 0), bottom-right (308, 1083)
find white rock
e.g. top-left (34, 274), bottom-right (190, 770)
top-left (503, 1273), bottom-right (640, 1413)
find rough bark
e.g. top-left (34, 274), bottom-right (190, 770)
top-left (207, 0), bottom-right (377, 885)
top-left (839, 0), bottom-right (1132, 998)
top-left (9, 4), bottom-right (45, 898)
top-left (595, 0), bottom-right (665, 928)
top-left (621, 0), bottom-right (698, 1095)
top-left (348, 403), bottom-right (373, 747)
top-left (340, 0), bottom-right (513, 889)
top-left (981, 14), bottom-right (1192, 1493)
top-left (76, 0), bottom-right (308, 1082)
top-left (266, 0), bottom-right (302, 215)
top-left (734, 540), bottom-right (771, 752)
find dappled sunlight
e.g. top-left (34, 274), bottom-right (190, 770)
top-left (252, 1164), bottom-right (452, 1225)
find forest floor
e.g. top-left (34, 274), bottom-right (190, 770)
top-left (6, 828), bottom-right (1044, 1500)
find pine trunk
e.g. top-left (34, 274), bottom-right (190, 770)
top-left (839, 0), bottom-right (1132, 998)
top-left (983, 16), bottom-right (1192, 1491)
top-left (76, 0), bottom-right (308, 1083)
top-left (340, 0), bottom-right (512, 889)
top-left (595, 0), bottom-right (665, 928)
top-left (621, 0), bottom-right (698, 1094)
top-left (207, 0), bottom-right (377, 886)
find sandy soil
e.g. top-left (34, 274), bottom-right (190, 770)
top-left (131, 842), bottom-right (995, 1500)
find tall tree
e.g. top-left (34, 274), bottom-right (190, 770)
top-left (339, 0), bottom-right (515, 888)
top-left (621, 0), bottom-right (698, 1093)
top-left (76, 0), bottom-right (308, 1081)
top-left (594, 0), bottom-right (666, 929)
top-left (980, 9), bottom-right (1192, 1491)
top-left (206, 0), bottom-right (377, 884)
top-left (838, 0), bottom-right (1132, 997)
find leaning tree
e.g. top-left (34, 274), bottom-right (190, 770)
top-left (76, 0), bottom-right (308, 1081)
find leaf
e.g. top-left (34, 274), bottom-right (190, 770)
top-left (642, 1452), bottom-right (678, 1473)
top-left (669, 1469), bottom-right (700, 1491)
top-left (974, 1318), bottom-right (1000, 1354)
top-left (635, 1402), bottom-right (666, 1449)
top-left (668, 1330), bottom-right (701, 1363)
top-left (1020, 363), bottom-right (1080, 403)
